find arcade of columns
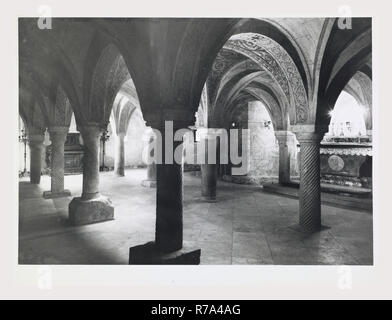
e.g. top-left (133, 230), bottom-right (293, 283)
top-left (19, 18), bottom-right (372, 264)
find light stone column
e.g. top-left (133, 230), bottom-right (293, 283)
top-left (28, 134), bottom-right (45, 184)
top-left (114, 132), bottom-right (125, 176)
top-left (275, 131), bottom-right (292, 185)
top-left (295, 132), bottom-right (324, 233)
top-left (200, 133), bottom-right (218, 202)
top-left (69, 123), bottom-right (114, 225)
top-left (142, 133), bottom-right (157, 188)
top-left (43, 127), bottom-right (71, 198)
top-left (80, 124), bottom-right (101, 200)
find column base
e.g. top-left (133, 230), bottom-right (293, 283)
top-left (141, 180), bottom-right (156, 188)
top-left (43, 189), bottom-right (71, 199)
top-left (68, 196), bottom-right (114, 226)
top-left (129, 241), bottom-right (201, 265)
top-left (289, 224), bottom-right (329, 234)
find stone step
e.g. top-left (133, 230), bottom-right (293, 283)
top-left (262, 183), bottom-right (372, 212)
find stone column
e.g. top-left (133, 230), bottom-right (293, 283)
top-left (142, 133), bottom-right (157, 187)
top-left (200, 133), bottom-right (218, 201)
top-left (129, 120), bottom-right (200, 264)
top-left (28, 134), bottom-right (45, 184)
top-left (69, 123), bottom-right (114, 225)
top-left (295, 132), bottom-right (324, 233)
top-left (43, 127), bottom-right (71, 198)
top-left (114, 132), bottom-right (125, 176)
top-left (275, 131), bottom-right (292, 185)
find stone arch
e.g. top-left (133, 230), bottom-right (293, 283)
top-left (242, 86), bottom-right (285, 130)
top-left (111, 95), bottom-right (137, 136)
top-left (39, 84), bottom-right (73, 128)
top-left (223, 33), bottom-right (309, 124)
top-left (84, 41), bottom-right (131, 128)
top-left (214, 69), bottom-right (289, 131)
top-left (19, 20), bottom-right (84, 125)
top-left (346, 71), bottom-right (372, 130)
top-left (229, 18), bottom-right (311, 96)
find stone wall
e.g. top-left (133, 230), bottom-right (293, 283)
top-left (225, 101), bottom-right (299, 184)
top-left (248, 101), bottom-right (279, 178)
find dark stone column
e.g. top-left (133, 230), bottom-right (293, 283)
top-left (275, 131), bottom-right (292, 185)
top-left (294, 132), bottom-right (324, 233)
top-left (129, 120), bottom-right (200, 264)
top-left (114, 132), bottom-right (125, 177)
top-left (155, 139), bottom-right (184, 252)
top-left (43, 127), bottom-right (71, 198)
top-left (69, 123), bottom-right (114, 225)
top-left (201, 133), bottom-right (218, 202)
top-left (142, 133), bottom-right (157, 188)
top-left (28, 134), bottom-right (45, 184)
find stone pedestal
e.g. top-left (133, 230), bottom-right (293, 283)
top-left (69, 196), bottom-right (114, 225)
top-left (141, 163), bottom-right (157, 187)
top-left (43, 127), bottom-right (71, 199)
top-left (275, 131), bottom-right (292, 185)
top-left (129, 241), bottom-right (201, 265)
top-left (68, 124), bottom-right (114, 225)
top-left (28, 134), bottom-right (45, 184)
top-left (114, 133), bottom-right (125, 176)
top-left (295, 132), bottom-right (324, 233)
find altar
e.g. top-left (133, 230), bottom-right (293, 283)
top-left (320, 136), bottom-right (372, 189)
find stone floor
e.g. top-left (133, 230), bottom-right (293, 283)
top-left (19, 169), bottom-right (373, 265)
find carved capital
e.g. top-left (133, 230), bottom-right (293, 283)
top-left (294, 132), bottom-right (324, 144)
top-left (48, 126), bottom-right (69, 144)
top-left (28, 134), bottom-right (45, 146)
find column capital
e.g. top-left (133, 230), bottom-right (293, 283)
top-left (274, 130), bottom-right (289, 141)
top-left (290, 124), bottom-right (328, 135)
top-left (144, 108), bottom-right (196, 130)
top-left (77, 123), bottom-right (102, 140)
top-left (275, 131), bottom-right (296, 146)
top-left (26, 126), bottom-right (45, 137)
top-left (294, 132), bottom-right (324, 144)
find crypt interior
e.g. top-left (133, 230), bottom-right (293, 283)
top-left (18, 17), bottom-right (373, 265)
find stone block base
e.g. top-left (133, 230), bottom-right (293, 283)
top-left (141, 180), bottom-right (156, 188)
top-left (43, 189), bottom-right (71, 199)
top-left (129, 242), bottom-right (201, 265)
top-left (68, 196), bottom-right (114, 226)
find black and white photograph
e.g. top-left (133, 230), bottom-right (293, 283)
top-left (17, 16), bottom-right (373, 266)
